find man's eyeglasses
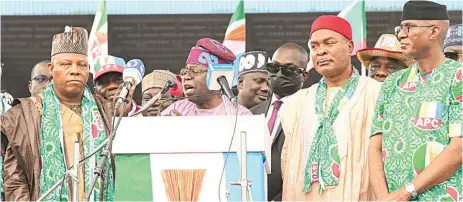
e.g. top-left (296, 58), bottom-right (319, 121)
top-left (445, 52), bottom-right (462, 61)
top-left (179, 66), bottom-right (207, 77)
top-left (394, 25), bottom-right (436, 36)
top-left (31, 75), bottom-right (52, 83)
top-left (267, 63), bottom-right (305, 76)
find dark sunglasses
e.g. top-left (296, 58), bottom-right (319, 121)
top-left (444, 52), bottom-right (462, 61)
top-left (267, 63), bottom-right (305, 76)
top-left (31, 75), bottom-right (52, 83)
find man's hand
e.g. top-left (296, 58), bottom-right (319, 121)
top-left (113, 84), bottom-right (135, 116)
top-left (378, 187), bottom-right (411, 201)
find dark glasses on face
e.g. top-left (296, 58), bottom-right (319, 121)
top-left (267, 63), bottom-right (305, 76)
top-left (31, 75), bottom-right (52, 83)
top-left (444, 52), bottom-right (462, 61)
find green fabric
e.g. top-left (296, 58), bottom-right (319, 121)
top-left (39, 82), bottom-right (114, 201)
top-left (371, 59), bottom-right (462, 201)
top-left (227, 0), bottom-right (245, 25)
top-left (303, 68), bottom-right (360, 193)
top-left (115, 154), bottom-right (153, 201)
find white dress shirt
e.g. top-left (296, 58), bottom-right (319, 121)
top-left (265, 94), bottom-right (290, 141)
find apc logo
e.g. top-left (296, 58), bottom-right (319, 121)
top-left (400, 81), bottom-right (417, 92)
top-left (414, 102), bottom-right (443, 130)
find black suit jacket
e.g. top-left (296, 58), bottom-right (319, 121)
top-left (250, 99), bottom-right (285, 202)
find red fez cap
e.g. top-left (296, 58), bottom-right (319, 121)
top-left (310, 15), bottom-right (352, 41)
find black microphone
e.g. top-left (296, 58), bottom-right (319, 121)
top-left (217, 75), bottom-right (235, 100)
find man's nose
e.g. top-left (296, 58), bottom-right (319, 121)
top-left (375, 67), bottom-right (390, 78)
top-left (260, 82), bottom-right (270, 92)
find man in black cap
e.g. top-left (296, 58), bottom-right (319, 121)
top-left (236, 51), bottom-right (270, 109)
top-left (369, 1), bottom-right (462, 201)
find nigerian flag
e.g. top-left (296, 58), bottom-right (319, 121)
top-left (88, 0), bottom-right (108, 76)
top-left (223, 0), bottom-right (246, 55)
top-left (338, 0), bottom-right (367, 55)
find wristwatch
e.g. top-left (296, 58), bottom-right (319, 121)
top-left (405, 183), bottom-right (418, 199)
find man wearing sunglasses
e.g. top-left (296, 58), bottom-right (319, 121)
top-left (369, 1), bottom-right (462, 201)
top-left (29, 60), bottom-right (52, 96)
top-left (237, 51), bottom-right (270, 109)
top-left (279, 16), bottom-right (381, 201)
top-left (250, 43), bottom-right (308, 202)
top-left (162, 38), bottom-right (251, 116)
top-left (443, 24), bottom-right (462, 63)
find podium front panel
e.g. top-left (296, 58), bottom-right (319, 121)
top-left (115, 152), bottom-right (267, 201)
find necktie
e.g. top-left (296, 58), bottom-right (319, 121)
top-left (268, 100), bottom-right (282, 134)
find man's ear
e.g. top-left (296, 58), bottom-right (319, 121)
top-left (347, 40), bottom-right (354, 54)
top-left (48, 61), bottom-right (54, 73)
top-left (302, 71), bottom-right (309, 81)
top-left (28, 81), bottom-right (32, 93)
top-left (429, 26), bottom-right (441, 40)
top-left (237, 76), bottom-right (244, 91)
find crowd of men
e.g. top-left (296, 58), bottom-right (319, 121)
top-left (0, 0), bottom-right (462, 201)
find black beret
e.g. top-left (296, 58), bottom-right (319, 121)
top-left (402, 1), bottom-right (449, 21)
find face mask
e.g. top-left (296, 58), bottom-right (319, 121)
top-left (268, 73), bottom-right (303, 98)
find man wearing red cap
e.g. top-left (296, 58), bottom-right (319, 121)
top-left (92, 55), bottom-right (139, 118)
top-left (161, 38), bottom-right (251, 116)
top-left (279, 15), bottom-right (380, 200)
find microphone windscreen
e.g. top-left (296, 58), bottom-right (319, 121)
top-left (124, 59), bottom-right (146, 85)
top-left (169, 79), bottom-right (183, 97)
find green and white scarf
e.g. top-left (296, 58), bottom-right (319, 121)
top-left (39, 82), bottom-right (114, 201)
top-left (303, 68), bottom-right (360, 193)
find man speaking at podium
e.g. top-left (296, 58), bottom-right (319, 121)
top-left (1, 27), bottom-right (116, 201)
top-left (162, 38), bottom-right (251, 116)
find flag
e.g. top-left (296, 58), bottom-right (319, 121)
top-left (338, 0), bottom-right (367, 56)
top-left (223, 0), bottom-right (246, 55)
top-left (88, 0), bottom-right (108, 76)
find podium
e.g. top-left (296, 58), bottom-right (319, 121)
top-left (112, 115), bottom-right (271, 201)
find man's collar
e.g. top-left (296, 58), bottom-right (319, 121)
top-left (270, 93), bottom-right (292, 104)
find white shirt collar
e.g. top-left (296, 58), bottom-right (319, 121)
top-left (270, 93), bottom-right (292, 105)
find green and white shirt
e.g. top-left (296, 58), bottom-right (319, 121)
top-left (371, 59), bottom-right (462, 201)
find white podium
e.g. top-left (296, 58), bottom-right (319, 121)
top-left (112, 115), bottom-right (271, 201)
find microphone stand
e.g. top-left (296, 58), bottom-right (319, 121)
top-left (220, 88), bottom-right (252, 202)
top-left (37, 142), bottom-right (81, 202)
top-left (85, 96), bottom-right (129, 201)
top-left (130, 81), bottom-right (171, 117)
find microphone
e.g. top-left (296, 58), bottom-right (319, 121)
top-left (168, 76), bottom-right (183, 97)
top-left (115, 59), bottom-right (146, 109)
top-left (130, 79), bottom-right (180, 117)
top-left (217, 76), bottom-right (234, 99)
top-left (206, 63), bottom-right (235, 99)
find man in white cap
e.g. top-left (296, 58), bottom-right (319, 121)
top-left (357, 34), bottom-right (416, 82)
top-left (444, 24), bottom-right (462, 62)
top-left (236, 51), bottom-right (270, 109)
